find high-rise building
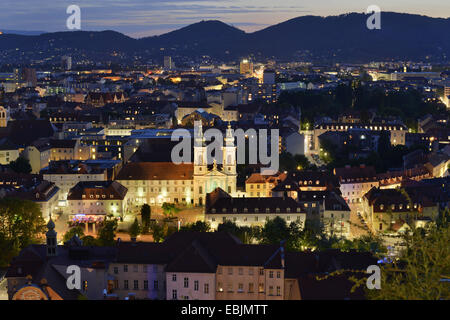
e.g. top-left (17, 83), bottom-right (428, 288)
top-left (21, 68), bottom-right (37, 87)
top-left (240, 59), bottom-right (253, 75)
top-left (164, 56), bottom-right (175, 70)
top-left (444, 86), bottom-right (450, 108)
top-left (263, 70), bottom-right (276, 85)
top-left (61, 56), bottom-right (72, 71)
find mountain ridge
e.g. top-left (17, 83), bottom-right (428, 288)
top-left (1, 12), bottom-right (449, 62)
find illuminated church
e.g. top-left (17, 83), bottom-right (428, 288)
top-left (116, 123), bottom-right (237, 207)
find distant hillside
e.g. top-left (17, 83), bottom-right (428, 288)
top-left (0, 12), bottom-right (449, 62)
top-left (0, 29), bottom-right (45, 36)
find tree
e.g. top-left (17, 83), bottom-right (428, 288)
top-left (361, 224), bottom-right (450, 299)
top-left (0, 197), bottom-right (45, 248)
top-left (128, 218), bottom-right (141, 239)
top-left (149, 221), bottom-right (177, 243)
top-left (217, 221), bottom-right (261, 244)
top-left (162, 203), bottom-right (180, 218)
top-left (258, 217), bottom-right (303, 250)
top-left (63, 226), bottom-right (85, 243)
top-left (9, 157), bottom-right (32, 174)
top-left (140, 204), bottom-right (151, 234)
top-left (0, 198), bottom-right (45, 267)
top-left (180, 221), bottom-right (211, 232)
top-left (97, 217), bottom-right (118, 246)
top-left (80, 235), bottom-right (98, 246)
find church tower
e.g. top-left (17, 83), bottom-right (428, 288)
top-left (193, 121), bottom-right (207, 175)
top-left (222, 123), bottom-right (237, 175)
top-left (46, 218), bottom-right (57, 257)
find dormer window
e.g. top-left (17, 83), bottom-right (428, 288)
top-left (255, 208), bottom-right (259, 213)
top-left (211, 208), bottom-right (216, 213)
top-left (266, 208), bottom-right (270, 213)
top-left (276, 208), bottom-right (280, 213)
top-left (243, 208), bottom-right (248, 213)
top-left (233, 208), bottom-right (237, 213)
top-left (380, 204), bottom-right (384, 210)
top-left (286, 208), bottom-right (291, 213)
top-left (222, 208), bottom-right (226, 213)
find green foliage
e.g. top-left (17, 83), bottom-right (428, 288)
top-left (217, 221), bottom-right (261, 244)
top-left (149, 221), bottom-right (177, 243)
top-left (9, 157), bottom-right (32, 174)
top-left (257, 217), bottom-right (305, 251)
top-left (278, 85), bottom-right (447, 134)
top-left (96, 217), bottom-right (118, 246)
top-left (180, 221), bottom-right (211, 232)
top-left (80, 235), bottom-right (98, 246)
top-left (128, 218), bottom-right (141, 239)
top-left (63, 226), bottom-right (85, 243)
top-left (279, 152), bottom-right (315, 172)
top-left (140, 204), bottom-right (151, 234)
top-left (331, 235), bottom-right (387, 255)
top-left (0, 198), bottom-right (45, 267)
top-left (161, 203), bottom-right (180, 218)
top-left (365, 224), bottom-right (450, 300)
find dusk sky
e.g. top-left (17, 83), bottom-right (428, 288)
top-left (1, 0), bottom-right (449, 38)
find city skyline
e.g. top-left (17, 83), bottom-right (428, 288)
top-left (0, 0), bottom-right (449, 38)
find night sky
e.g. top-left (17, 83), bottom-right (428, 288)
top-left (0, 0), bottom-right (449, 37)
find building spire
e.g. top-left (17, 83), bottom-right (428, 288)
top-left (46, 218), bottom-right (57, 257)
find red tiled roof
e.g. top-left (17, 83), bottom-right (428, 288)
top-left (116, 162), bottom-right (193, 180)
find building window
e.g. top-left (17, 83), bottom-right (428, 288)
top-left (259, 268), bottom-right (264, 276)
top-left (124, 265), bottom-right (128, 272)
top-left (269, 286), bottom-right (274, 296)
top-left (172, 274), bottom-right (177, 282)
top-left (113, 267), bottom-right (118, 274)
top-left (124, 280), bottom-right (129, 290)
top-left (194, 280), bottom-right (199, 291)
top-left (269, 271), bottom-right (274, 278)
top-left (277, 286), bottom-right (281, 296)
top-left (277, 271), bottom-right (281, 278)
top-left (184, 277), bottom-right (189, 288)
top-left (238, 283), bottom-right (244, 292)
top-left (249, 268), bottom-right (253, 276)
top-left (258, 283), bottom-right (264, 293)
top-left (238, 268), bottom-right (243, 275)
top-left (133, 265), bottom-right (138, 272)
top-left (228, 268), bottom-right (233, 275)
top-left (172, 290), bottom-right (177, 300)
top-left (134, 280), bottom-right (139, 290)
top-left (144, 280), bottom-right (148, 290)
top-left (249, 283), bottom-right (254, 293)
top-left (204, 283), bottom-right (209, 294)
top-left (143, 265), bottom-right (147, 273)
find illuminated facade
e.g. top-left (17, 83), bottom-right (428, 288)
top-left (116, 124), bottom-right (237, 208)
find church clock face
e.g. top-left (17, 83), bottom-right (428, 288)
top-left (13, 286), bottom-right (48, 300)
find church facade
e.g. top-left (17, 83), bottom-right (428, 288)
top-left (116, 123), bottom-right (237, 210)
